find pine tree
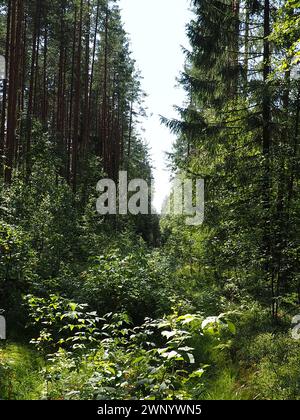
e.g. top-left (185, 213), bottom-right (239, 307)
top-left (165, 0), bottom-right (300, 319)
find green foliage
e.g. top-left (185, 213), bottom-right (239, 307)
top-left (0, 120), bottom-right (160, 327)
top-left (201, 366), bottom-right (251, 401)
top-left (242, 333), bottom-right (300, 400)
top-left (25, 294), bottom-right (101, 355)
top-left (0, 221), bottom-right (36, 328)
top-left (0, 0), bottom-right (299, 402)
top-left (0, 222), bottom-right (34, 284)
top-left (79, 248), bottom-right (176, 321)
top-left (24, 294), bottom-right (235, 400)
top-left (0, 343), bottom-right (44, 400)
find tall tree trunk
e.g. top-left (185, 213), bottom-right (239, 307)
top-left (25, 0), bottom-right (41, 180)
top-left (262, 0), bottom-right (273, 317)
top-left (0, 0), bottom-right (11, 174)
top-left (67, 6), bottom-right (78, 184)
top-left (82, 0), bottom-right (91, 155)
top-left (244, 0), bottom-right (250, 87)
top-left (127, 100), bottom-right (133, 164)
top-left (5, 0), bottom-right (23, 183)
top-left (72, 0), bottom-right (83, 192)
top-left (86, 0), bottom-right (101, 153)
top-left (101, 5), bottom-right (109, 174)
top-left (42, 27), bottom-right (48, 129)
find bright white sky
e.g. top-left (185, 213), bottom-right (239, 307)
top-left (119, 0), bottom-right (192, 212)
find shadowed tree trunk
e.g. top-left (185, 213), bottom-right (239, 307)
top-left (5, 0), bottom-right (23, 184)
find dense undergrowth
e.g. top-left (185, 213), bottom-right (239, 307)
top-left (1, 0), bottom-right (300, 401)
top-left (0, 166), bottom-right (299, 400)
top-left (1, 300), bottom-right (300, 400)
top-left (0, 156), bottom-right (299, 400)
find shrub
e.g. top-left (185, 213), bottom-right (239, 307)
top-left (245, 333), bottom-right (300, 400)
top-left (25, 294), bottom-right (236, 400)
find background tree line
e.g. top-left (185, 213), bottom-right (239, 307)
top-left (0, 0), bottom-right (148, 187)
top-left (163, 0), bottom-right (300, 321)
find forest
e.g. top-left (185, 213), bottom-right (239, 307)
top-left (0, 0), bottom-right (300, 402)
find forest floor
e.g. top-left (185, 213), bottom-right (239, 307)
top-left (0, 341), bottom-right (254, 400)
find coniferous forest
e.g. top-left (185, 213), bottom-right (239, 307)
top-left (0, 0), bottom-right (300, 402)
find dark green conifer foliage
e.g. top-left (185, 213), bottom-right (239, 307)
top-left (164, 0), bottom-right (300, 319)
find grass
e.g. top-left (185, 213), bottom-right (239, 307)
top-left (201, 366), bottom-right (253, 400)
top-left (0, 342), bottom-right (44, 400)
